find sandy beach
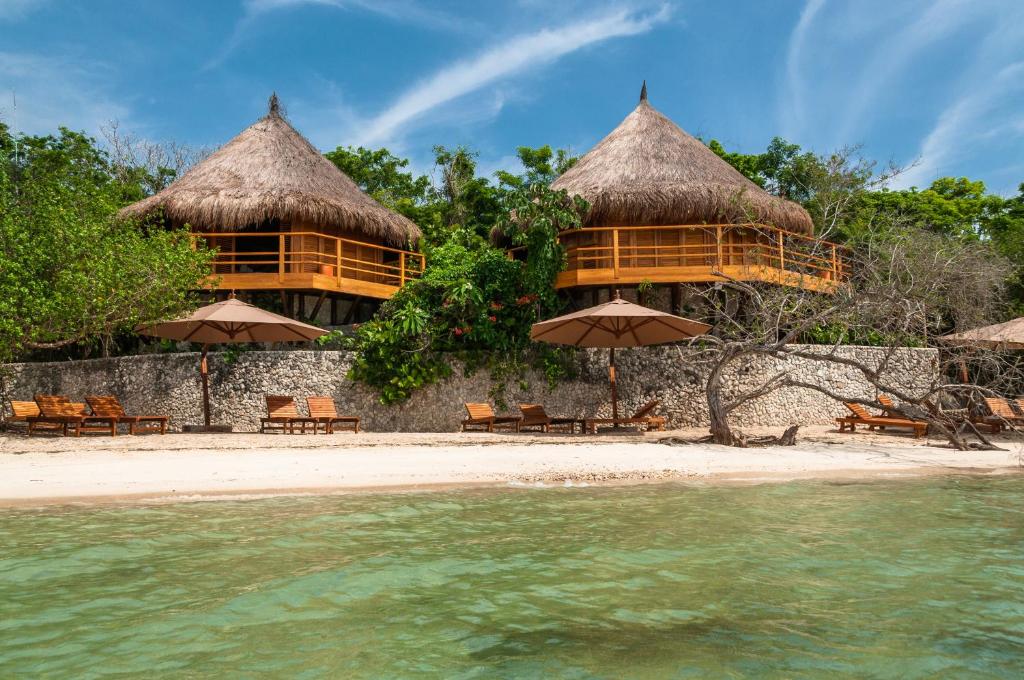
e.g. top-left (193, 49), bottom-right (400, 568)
top-left (0, 426), bottom-right (1020, 506)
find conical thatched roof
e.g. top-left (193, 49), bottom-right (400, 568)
top-left (120, 95), bottom-right (421, 246)
top-left (551, 85), bottom-right (814, 234)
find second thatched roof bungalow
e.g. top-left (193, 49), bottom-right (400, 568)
top-left (120, 94), bottom-right (423, 323)
top-left (545, 84), bottom-right (843, 305)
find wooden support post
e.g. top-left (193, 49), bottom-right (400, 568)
top-left (335, 239), bottom-right (342, 287)
top-left (831, 244), bottom-right (838, 280)
top-left (278, 234), bottom-right (285, 283)
top-left (399, 252), bottom-right (406, 286)
top-left (200, 344), bottom-right (211, 428)
top-left (330, 298), bottom-right (339, 326)
top-left (671, 283), bottom-right (682, 315)
top-left (716, 225), bottom-right (724, 269)
top-left (298, 294), bottom-right (306, 320)
top-left (279, 290), bottom-right (288, 316)
top-left (612, 228), bottom-right (620, 279)
top-left (609, 348), bottom-right (618, 422)
top-left (309, 292), bottom-right (327, 322)
top-left (778, 234), bottom-right (785, 270)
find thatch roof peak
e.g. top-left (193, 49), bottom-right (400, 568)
top-left (551, 92), bottom-right (814, 234)
top-left (119, 96), bottom-right (421, 246)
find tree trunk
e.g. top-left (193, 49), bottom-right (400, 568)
top-left (707, 354), bottom-right (743, 446)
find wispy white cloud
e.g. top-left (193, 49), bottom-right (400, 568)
top-left (0, 52), bottom-right (132, 136)
top-left (0, 0), bottom-right (47, 22)
top-left (833, 0), bottom-right (979, 144)
top-left (892, 61), bottom-right (1024, 189)
top-left (780, 0), bottom-right (826, 139)
top-left (353, 4), bottom-right (671, 147)
top-left (205, 0), bottom-right (473, 70)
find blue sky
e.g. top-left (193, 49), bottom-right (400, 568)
top-left (2, 0), bottom-right (1023, 194)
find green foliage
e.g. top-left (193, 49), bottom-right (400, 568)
top-left (0, 126), bottom-right (214, 361)
top-left (324, 145), bottom-right (438, 231)
top-left (348, 169), bottom-right (588, 403)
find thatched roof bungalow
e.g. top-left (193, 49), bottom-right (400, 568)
top-left (547, 84), bottom-right (839, 295)
top-left (121, 94), bottom-right (421, 246)
top-left (552, 83), bottom-right (813, 234)
top-left (121, 95), bottom-right (423, 310)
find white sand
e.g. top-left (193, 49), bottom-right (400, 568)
top-left (1, 427), bottom-right (1021, 506)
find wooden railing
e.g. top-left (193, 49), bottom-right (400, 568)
top-left (512, 224), bottom-right (846, 290)
top-left (193, 231), bottom-right (424, 290)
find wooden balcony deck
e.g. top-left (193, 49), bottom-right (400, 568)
top-left (534, 224), bottom-right (846, 293)
top-left (194, 231), bottom-right (424, 299)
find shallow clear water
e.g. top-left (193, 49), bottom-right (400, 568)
top-left (1, 477), bottom-right (1023, 678)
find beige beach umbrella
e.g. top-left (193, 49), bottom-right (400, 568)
top-left (138, 297), bottom-right (328, 428)
top-left (530, 293), bottom-right (711, 421)
top-left (941, 318), bottom-right (1024, 350)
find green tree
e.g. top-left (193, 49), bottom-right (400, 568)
top-left (324, 145), bottom-right (437, 229)
top-left (0, 126), bottom-right (214, 360)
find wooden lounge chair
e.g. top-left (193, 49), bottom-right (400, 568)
top-left (583, 400), bottom-right (667, 434)
top-left (260, 395), bottom-right (318, 434)
top-left (518, 404), bottom-right (581, 433)
top-left (835, 402), bottom-right (927, 438)
top-left (7, 400), bottom-right (59, 433)
top-left (461, 403), bottom-right (521, 432)
top-left (306, 396), bottom-right (359, 434)
top-left (86, 396), bottom-right (168, 435)
top-left (29, 395), bottom-right (117, 437)
top-left (976, 397), bottom-right (1024, 434)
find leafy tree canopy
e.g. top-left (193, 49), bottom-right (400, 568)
top-left (0, 125), bottom-right (213, 361)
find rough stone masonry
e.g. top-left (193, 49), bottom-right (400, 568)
top-left (1, 346), bottom-right (938, 432)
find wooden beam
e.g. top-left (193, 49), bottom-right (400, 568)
top-left (342, 296), bottom-right (363, 325)
top-left (309, 292), bottom-right (327, 321)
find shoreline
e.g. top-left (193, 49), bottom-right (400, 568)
top-left (1, 427), bottom-right (1021, 508)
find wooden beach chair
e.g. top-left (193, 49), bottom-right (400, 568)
top-left (518, 404), bottom-right (580, 433)
top-left (835, 402), bottom-right (927, 438)
top-left (583, 400), bottom-right (667, 434)
top-left (461, 403), bottom-right (521, 432)
top-left (260, 395), bottom-right (318, 434)
top-left (976, 397), bottom-right (1024, 434)
top-left (6, 400), bottom-right (59, 433)
top-left (30, 395), bottom-right (117, 437)
top-left (86, 396), bottom-right (168, 435)
top-left (305, 396), bottom-right (359, 434)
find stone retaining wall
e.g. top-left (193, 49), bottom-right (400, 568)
top-left (1, 347), bottom-right (938, 432)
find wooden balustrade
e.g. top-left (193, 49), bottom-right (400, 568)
top-left (192, 231), bottom-right (424, 299)
top-left (511, 224), bottom-right (846, 292)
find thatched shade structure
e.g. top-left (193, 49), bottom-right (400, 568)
top-left (551, 84), bottom-right (814, 234)
top-left (120, 94), bottom-right (421, 247)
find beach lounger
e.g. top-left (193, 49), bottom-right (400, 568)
top-left (461, 403), bottom-right (521, 432)
top-left (86, 396), bottom-right (168, 435)
top-left (306, 396), bottom-right (359, 434)
top-left (583, 400), bottom-right (667, 434)
top-left (260, 395), bottom-right (318, 434)
top-left (975, 397), bottom-right (1024, 434)
top-left (7, 400), bottom-right (59, 433)
top-left (518, 404), bottom-right (581, 433)
top-left (835, 402), bottom-right (927, 438)
top-left (30, 395), bottom-right (117, 437)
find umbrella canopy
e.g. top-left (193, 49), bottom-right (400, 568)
top-left (531, 297), bottom-right (711, 348)
top-left (941, 318), bottom-right (1024, 350)
top-left (138, 298), bottom-right (328, 428)
top-left (140, 298), bottom-right (327, 344)
top-left (531, 295), bottom-right (711, 422)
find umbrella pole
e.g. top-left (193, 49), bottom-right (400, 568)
top-left (609, 347), bottom-right (618, 422)
top-left (200, 343), bottom-right (211, 427)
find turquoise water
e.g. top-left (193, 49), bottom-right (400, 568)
top-left (1, 478), bottom-right (1023, 678)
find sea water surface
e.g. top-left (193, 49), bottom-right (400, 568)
top-left (1, 477), bottom-right (1022, 678)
